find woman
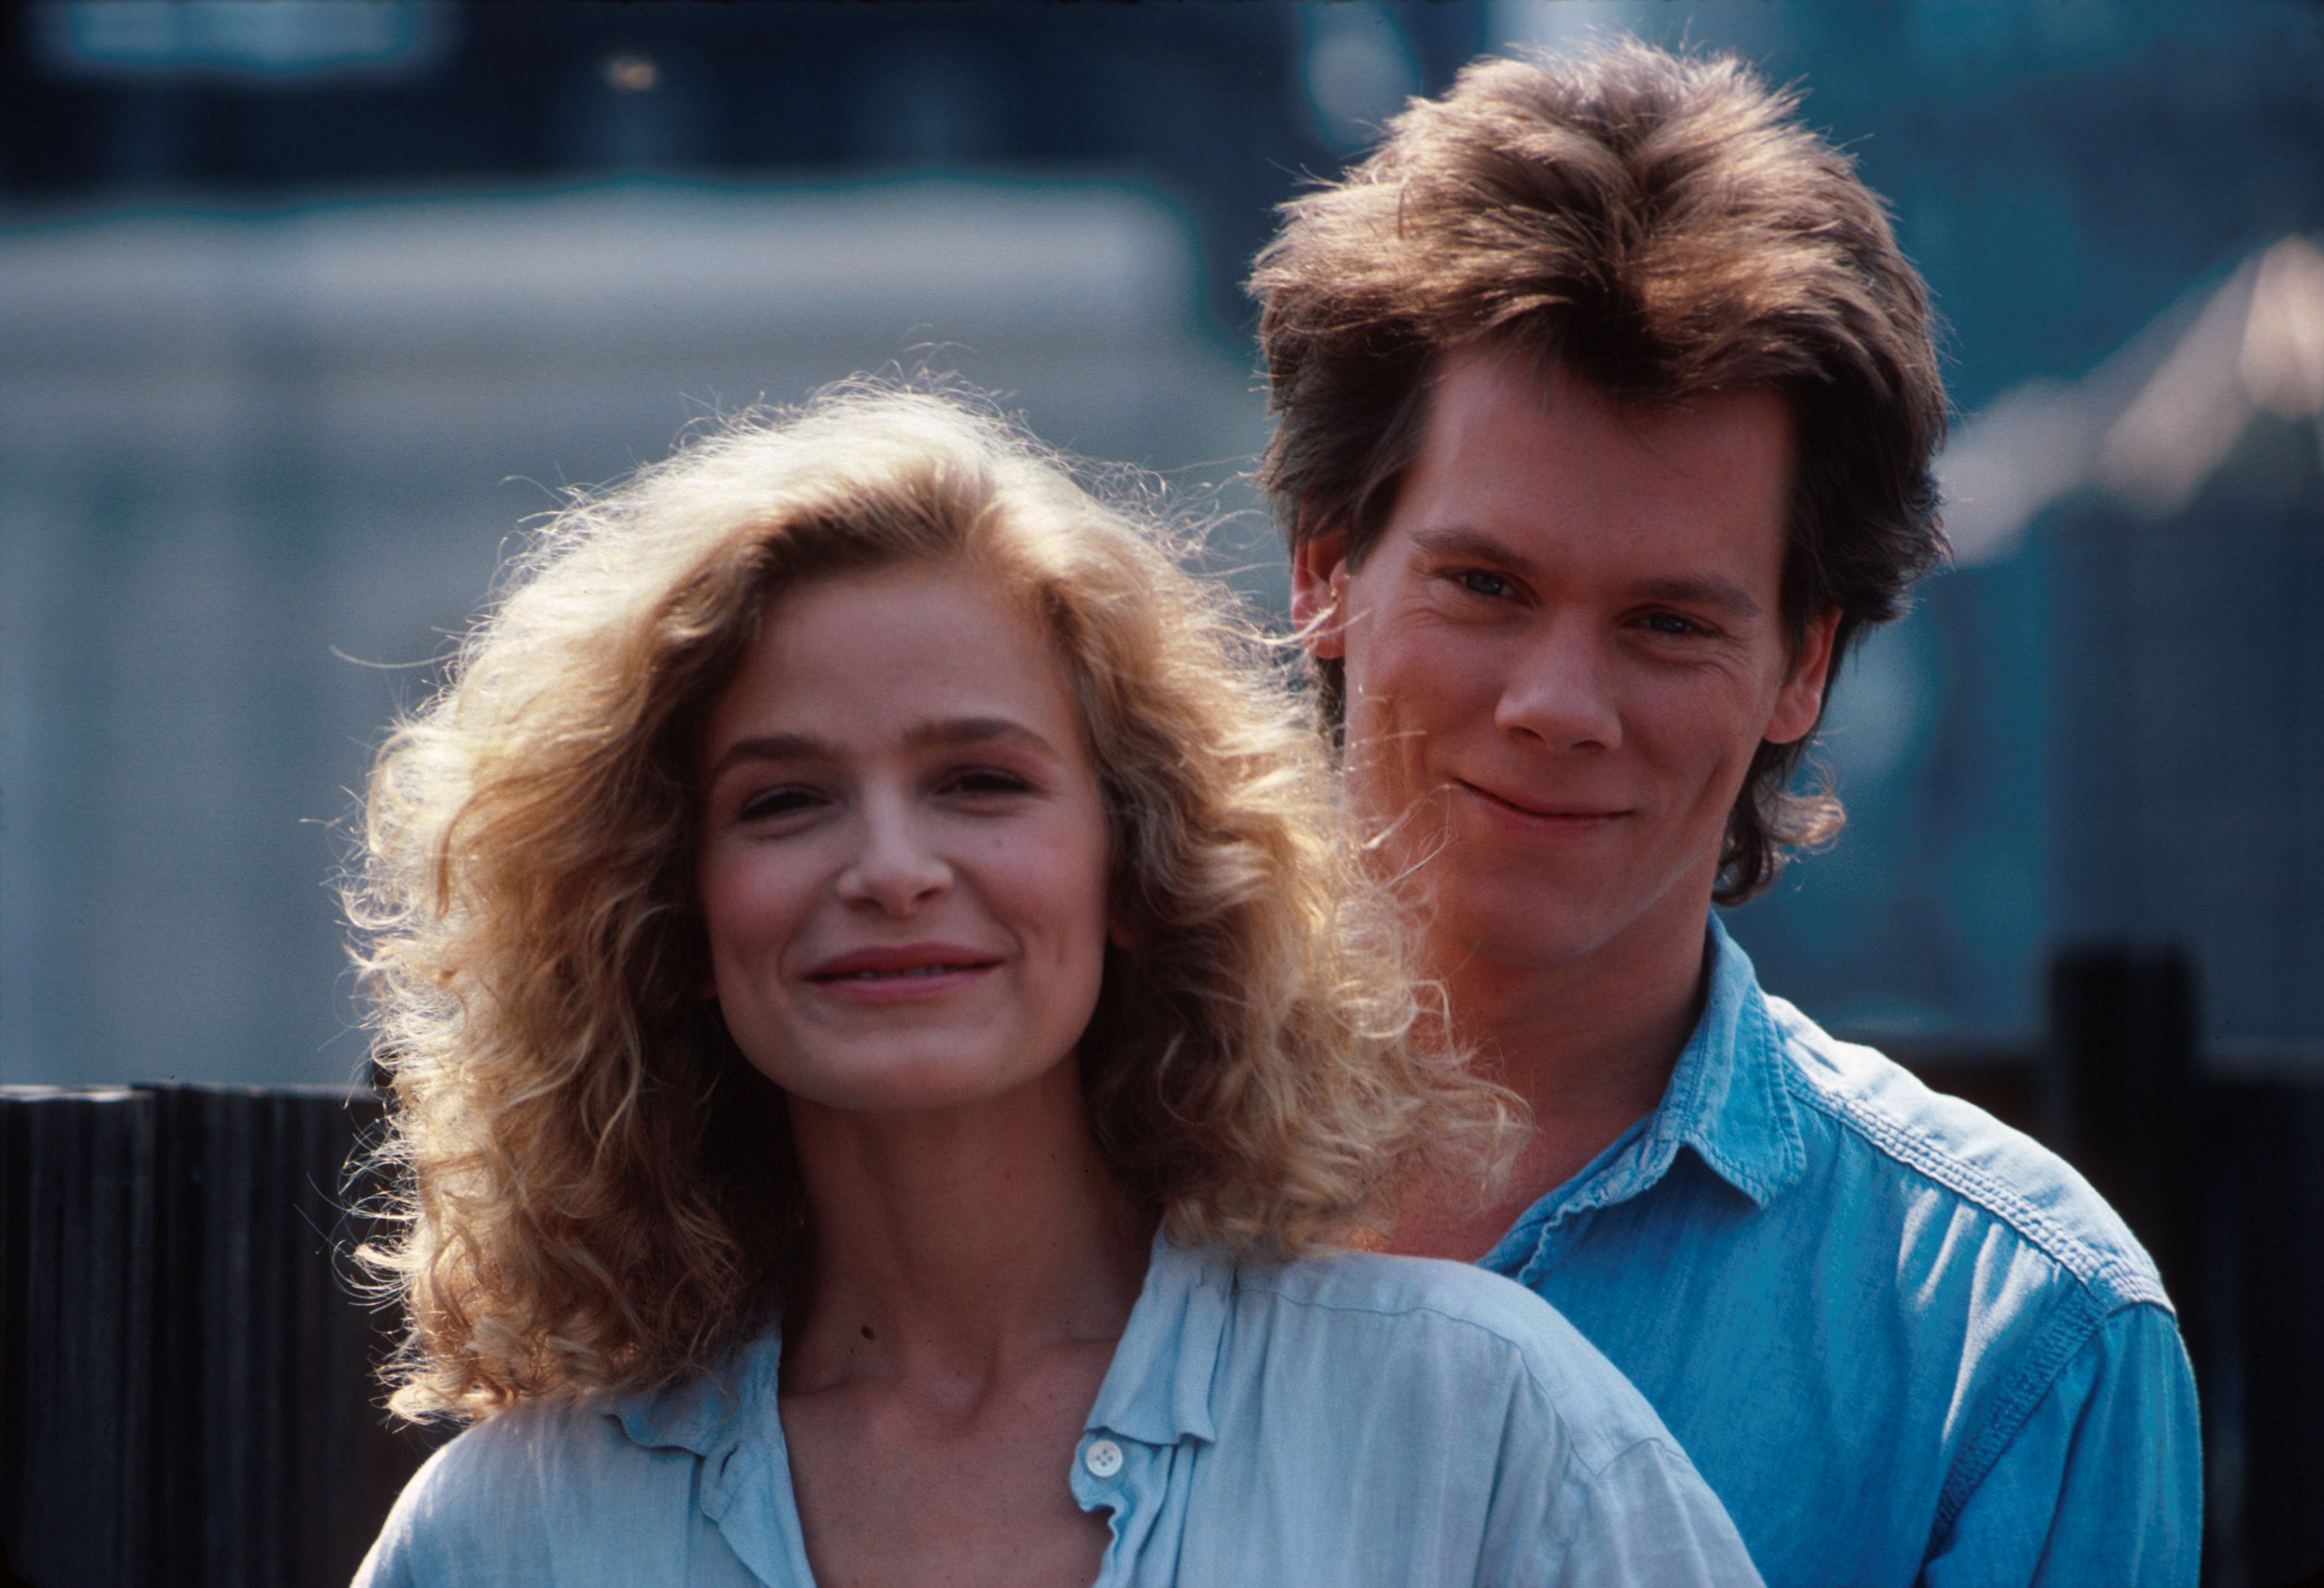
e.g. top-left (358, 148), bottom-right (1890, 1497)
top-left (348, 386), bottom-right (1758, 1587)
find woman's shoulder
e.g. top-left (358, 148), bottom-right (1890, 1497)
top-left (1233, 1247), bottom-right (1596, 1362)
top-left (350, 1392), bottom-right (722, 1587)
top-left (1236, 1244), bottom-right (1571, 1331)
top-left (1227, 1248), bottom-right (1680, 1468)
top-left (1191, 1247), bottom-right (1763, 1583)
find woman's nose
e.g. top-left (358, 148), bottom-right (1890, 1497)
top-left (834, 794), bottom-right (952, 915)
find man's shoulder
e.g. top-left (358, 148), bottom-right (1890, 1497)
top-left (1761, 993), bottom-right (2169, 1316)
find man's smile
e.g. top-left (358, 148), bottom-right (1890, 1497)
top-left (1451, 777), bottom-right (1634, 833)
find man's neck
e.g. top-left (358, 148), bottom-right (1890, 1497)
top-left (1390, 900), bottom-right (1713, 1262)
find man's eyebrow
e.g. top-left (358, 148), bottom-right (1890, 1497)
top-left (1409, 525), bottom-right (1541, 574)
top-left (1633, 577), bottom-right (1762, 619)
top-left (707, 717), bottom-right (1055, 780)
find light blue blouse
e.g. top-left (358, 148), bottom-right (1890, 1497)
top-left (355, 1239), bottom-right (1761, 1586)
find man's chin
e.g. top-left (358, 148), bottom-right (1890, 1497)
top-left (1438, 889), bottom-right (1637, 975)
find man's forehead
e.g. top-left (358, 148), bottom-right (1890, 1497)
top-left (1427, 343), bottom-right (1794, 464)
top-left (1382, 352), bottom-right (1794, 577)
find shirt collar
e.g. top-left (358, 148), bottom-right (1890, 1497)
top-left (1483, 917), bottom-right (1807, 1271)
top-left (1659, 915), bottom-right (1807, 1207)
top-left (613, 1329), bottom-right (820, 1584)
top-left (1080, 1231), bottom-right (1227, 1449)
top-left (611, 1340), bottom-right (766, 1460)
top-left (610, 1229), bottom-right (1229, 1466)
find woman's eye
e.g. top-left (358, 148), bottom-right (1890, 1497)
top-left (943, 768), bottom-right (1033, 797)
top-left (1455, 569), bottom-right (1514, 599)
top-left (737, 786), bottom-right (824, 821)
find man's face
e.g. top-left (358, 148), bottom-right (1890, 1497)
top-left (1293, 348), bottom-right (1836, 978)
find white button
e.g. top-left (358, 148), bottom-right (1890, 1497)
top-left (1082, 1438), bottom-right (1124, 1478)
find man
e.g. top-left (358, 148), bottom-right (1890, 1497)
top-left (1252, 40), bottom-right (2200, 1588)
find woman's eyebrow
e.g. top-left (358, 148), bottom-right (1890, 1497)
top-left (708, 717), bottom-right (1055, 781)
top-left (708, 731), bottom-right (827, 781)
top-left (902, 717), bottom-right (1057, 756)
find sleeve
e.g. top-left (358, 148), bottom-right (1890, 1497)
top-left (1922, 1302), bottom-right (2201, 1588)
top-left (1540, 1439), bottom-right (1768, 1588)
top-left (350, 1438), bottom-right (461, 1588)
top-left (348, 1420), bottom-right (558, 1588)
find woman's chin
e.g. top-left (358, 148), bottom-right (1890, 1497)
top-left (777, 1049), bottom-right (1073, 1118)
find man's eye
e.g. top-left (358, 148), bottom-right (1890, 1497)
top-left (1456, 570), bottom-right (1513, 599)
top-left (1642, 611), bottom-right (1702, 637)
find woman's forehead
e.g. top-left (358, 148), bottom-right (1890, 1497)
top-left (707, 562), bottom-right (1092, 760)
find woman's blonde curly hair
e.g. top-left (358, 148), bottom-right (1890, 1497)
top-left (350, 384), bottom-right (1516, 1422)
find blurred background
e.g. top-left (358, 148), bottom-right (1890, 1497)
top-left (5, 0), bottom-right (2322, 1095)
top-left (1, 2), bottom-right (2320, 1584)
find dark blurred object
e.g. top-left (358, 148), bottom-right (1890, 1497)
top-left (0, 1085), bottom-right (435, 1588)
top-left (2212, 1079), bottom-right (2324, 1588)
top-left (1882, 941), bottom-right (2324, 1588)
top-left (2047, 944), bottom-right (2204, 1333)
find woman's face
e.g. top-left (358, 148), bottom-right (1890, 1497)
top-left (695, 561), bottom-right (1115, 1113)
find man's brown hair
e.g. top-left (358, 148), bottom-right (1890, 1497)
top-left (1251, 40), bottom-right (1948, 904)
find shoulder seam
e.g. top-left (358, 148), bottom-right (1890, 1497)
top-left (1931, 1296), bottom-right (2178, 1540)
top-left (1547, 1433), bottom-right (1710, 1560)
top-left (1231, 1279), bottom-right (1640, 1486)
top-left (1776, 1040), bottom-right (2169, 1313)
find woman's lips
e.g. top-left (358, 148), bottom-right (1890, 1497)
top-left (806, 944), bottom-right (1002, 1000)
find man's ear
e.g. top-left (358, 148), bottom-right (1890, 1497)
top-left (1290, 518), bottom-right (1351, 661)
top-left (1765, 607), bottom-right (1842, 746)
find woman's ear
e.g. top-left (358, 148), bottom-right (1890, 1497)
top-left (1107, 904), bottom-right (1144, 952)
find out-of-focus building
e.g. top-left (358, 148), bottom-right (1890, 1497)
top-left (0, 181), bottom-right (1273, 1087)
top-left (2, 1), bottom-right (1496, 1087)
top-left (4, 0), bottom-right (2323, 1089)
top-left (1942, 237), bottom-right (2324, 1062)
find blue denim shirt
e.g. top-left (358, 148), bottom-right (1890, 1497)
top-left (1482, 918), bottom-right (2202, 1587)
top-left (355, 1238), bottom-right (1762, 1586)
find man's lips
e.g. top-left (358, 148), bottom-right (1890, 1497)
top-left (1453, 779), bottom-right (1633, 828)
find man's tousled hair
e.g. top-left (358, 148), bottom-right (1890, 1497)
top-left (1252, 39), bottom-right (1948, 902)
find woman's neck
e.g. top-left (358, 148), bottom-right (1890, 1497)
top-left (780, 1058), bottom-right (1153, 1394)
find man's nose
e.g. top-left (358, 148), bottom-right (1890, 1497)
top-left (1496, 618), bottom-right (1623, 752)
top-left (835, 793), bottom-right (951, 915)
